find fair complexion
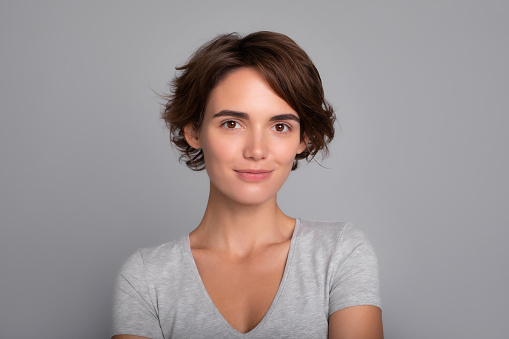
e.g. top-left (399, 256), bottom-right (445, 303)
top-left (185, 67), bottom-right (305, 333)
top-left (113, 67), bottom-right (383, 338)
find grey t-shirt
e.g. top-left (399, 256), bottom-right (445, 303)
top-left (112, 219), bottom-right (381, 338)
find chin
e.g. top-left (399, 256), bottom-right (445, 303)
top-left (211, 181), bottom-right (279, 206)
top-left (227, 188), bottom-right (279, 206)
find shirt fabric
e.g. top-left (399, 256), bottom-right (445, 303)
top-left (111, 219), bottom-right (381, 338)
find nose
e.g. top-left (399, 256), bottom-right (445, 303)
top-left (243, 128), bottom-right (268, 161)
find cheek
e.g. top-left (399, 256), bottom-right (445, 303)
top-left (201, 134), bottom-right (238, 166)
top-left (272, 140), bottom-right (302, 164)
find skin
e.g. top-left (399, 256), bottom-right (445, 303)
top-left (113, 68), bottom-right (383, 339)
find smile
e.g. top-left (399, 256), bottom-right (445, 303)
top-left (234, 170), bottom-right (274, 182)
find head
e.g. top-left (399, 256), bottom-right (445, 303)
top-left (161, 31), bottom-right (336, 171)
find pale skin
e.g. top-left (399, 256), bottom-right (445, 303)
top-left (113, 68), bottom-right (383, 339)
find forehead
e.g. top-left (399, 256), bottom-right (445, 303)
top-left (204, 68), bottom-right (297, 117)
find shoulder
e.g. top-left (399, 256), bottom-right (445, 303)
top-left (112, 238), bottom-right (188, 338)
top-left (296, 219), bottom-right (379, 289)
top-left (118, 236), bottom-right (187, 280)
top-left (299, 221), bottom-right (381, 313)
top-left (297, 219), bottom-right (373, 253)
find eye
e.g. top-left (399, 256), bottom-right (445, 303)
top-left (273, 123), bottom-right (290, 132)
top-left (222, 120), bottom-right (241, 129)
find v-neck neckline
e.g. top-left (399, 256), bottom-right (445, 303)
top-left (182, 218), bottom-right (301, 337)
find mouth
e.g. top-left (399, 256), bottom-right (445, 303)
top-left (234, 169), bottom-right (274, 182)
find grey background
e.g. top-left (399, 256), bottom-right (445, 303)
top-left (1, 1), bottom-right (507, 338)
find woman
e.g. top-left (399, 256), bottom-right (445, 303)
top-left (112, 31), bottom-right (383, 339)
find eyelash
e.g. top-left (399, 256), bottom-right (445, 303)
top-left (272, 123), bottom-right (291, 133)
top-left (221, 120), bottom-right (292, 133)
top-left (221, 120), bottom-right (242, 129)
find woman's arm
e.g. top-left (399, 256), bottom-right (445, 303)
top-left (328, 305), bottom-right (383, 339)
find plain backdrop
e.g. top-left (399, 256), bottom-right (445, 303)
top-left (1, 1), bottom-right (508, 338)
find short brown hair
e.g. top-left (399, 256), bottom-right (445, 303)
top-left (161, 31), bottom-right (336, 170)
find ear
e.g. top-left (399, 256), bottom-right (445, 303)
top-left (184, 123), bottom-right (201, 149)
top-left (297, 134), bottom-right (309, 154)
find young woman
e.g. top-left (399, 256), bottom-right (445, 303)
top-left (112, 31), bottom-right (383, 339)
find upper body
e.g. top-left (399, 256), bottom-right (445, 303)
top-left (112, 31), bottom-right (383, 338)
top-left (112, 220), bottom-right (381, 339)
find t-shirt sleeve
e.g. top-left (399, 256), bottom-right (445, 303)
top-left (328, 223), bottom-right (381, 316)
top-left (111, 250), bottom-right (164, 339)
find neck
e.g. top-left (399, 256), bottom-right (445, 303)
top-left (190, 181), bottom-right (295, 257)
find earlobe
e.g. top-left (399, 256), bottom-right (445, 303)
top-left (184, 124), bottom-right (201, 149)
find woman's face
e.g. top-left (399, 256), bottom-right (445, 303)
top-left (185, 67), bottom-right (307, 206)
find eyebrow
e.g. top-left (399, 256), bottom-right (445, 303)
top-left (212, 110), bottom-right (300, 122)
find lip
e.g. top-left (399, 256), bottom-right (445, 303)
top-left (234, 169), bottom-right (274, 182)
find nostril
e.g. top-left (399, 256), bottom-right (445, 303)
top-left (243, 135), bottom-right (269, 160)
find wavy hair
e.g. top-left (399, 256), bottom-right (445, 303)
top-left (161, 31), bottom-right (336, 170)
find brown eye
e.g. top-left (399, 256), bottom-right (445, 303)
top-left (274, 123), bottom-right (288, 132)
top-left (226, 121), bottom-right (237, 128)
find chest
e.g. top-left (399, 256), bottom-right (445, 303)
top-left (191, 243), bottom-right (290, 333)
